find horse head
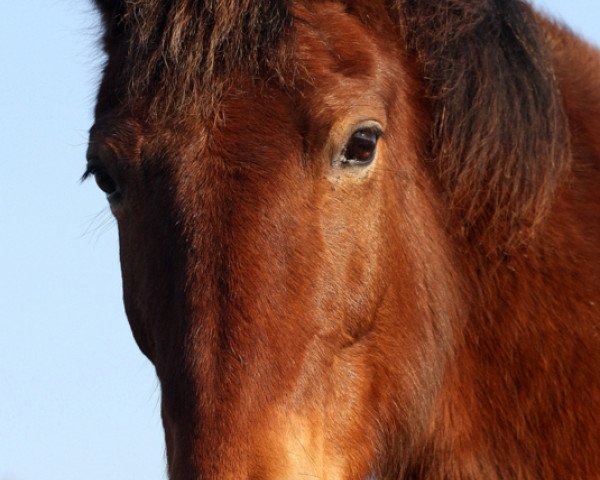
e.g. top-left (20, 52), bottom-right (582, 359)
top-left (86, 1), bottom-right (600, 478)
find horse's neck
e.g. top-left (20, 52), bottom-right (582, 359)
top-left (421, 20), bottom-right (600, 479)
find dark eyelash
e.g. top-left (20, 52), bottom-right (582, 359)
top-left (80, 167), bottom-right (93, 183)
top-left (80, 161), bottom-right (101, 183)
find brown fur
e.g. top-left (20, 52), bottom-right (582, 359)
top-left (94, 0), bottom-right (291, 115)
top-left (88, 1), bottom-right (600, 479)
top-left (394, 0), bottom-right (571, 250)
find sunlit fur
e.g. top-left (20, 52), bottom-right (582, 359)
top-left (89, 1), bottom-right (600, 479)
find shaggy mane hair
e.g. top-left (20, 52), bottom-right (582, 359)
top-left (94, 0), bottom-right (292, 114)
top-left (391, 0), bottom-right (571, 249)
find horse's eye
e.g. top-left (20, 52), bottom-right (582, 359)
top-left (342, 128), bottom-right (381, 165)
top-left (83, 161), bottom-right (120, 199)
top-left (93, 168), bottom-right (117, 195)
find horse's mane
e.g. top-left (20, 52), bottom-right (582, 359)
top-left (94, 0), bottom-right (291, 113)
top-left (95, 0), bottom-right (571, 251)
top-left (392, 0), bottom-right (571, 250)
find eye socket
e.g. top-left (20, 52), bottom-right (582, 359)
top-left (83, 160), bottom-right (120, 200)
top-left (341, 127), bottom-right (381, 166)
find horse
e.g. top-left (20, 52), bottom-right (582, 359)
top-left (85, 1), bottom-right (600, 478)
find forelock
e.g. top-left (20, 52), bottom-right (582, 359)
top-left (95, 0), bottom-right (292, 116)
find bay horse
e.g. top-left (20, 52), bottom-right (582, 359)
top-left (85, 1), bottom-right (600, 478)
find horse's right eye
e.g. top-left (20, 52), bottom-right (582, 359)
top-left (83, 161), bottom-right (120, 200)
top-left (93, 168), bottom-right (117, 195)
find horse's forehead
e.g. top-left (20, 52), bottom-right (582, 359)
top-left (96, 1), bottom-right (390, 125)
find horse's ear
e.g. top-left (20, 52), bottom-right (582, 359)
top-left (391, 0), bottom-right (570, 250)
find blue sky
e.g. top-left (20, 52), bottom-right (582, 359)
top-left (0, 1), bottom-right (598, 479)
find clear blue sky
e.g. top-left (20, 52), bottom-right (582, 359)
top-left (0, 1), bottom-right (598, 479)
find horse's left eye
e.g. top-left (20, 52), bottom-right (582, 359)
top-left (342, 127), bottom-right (381, 165)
